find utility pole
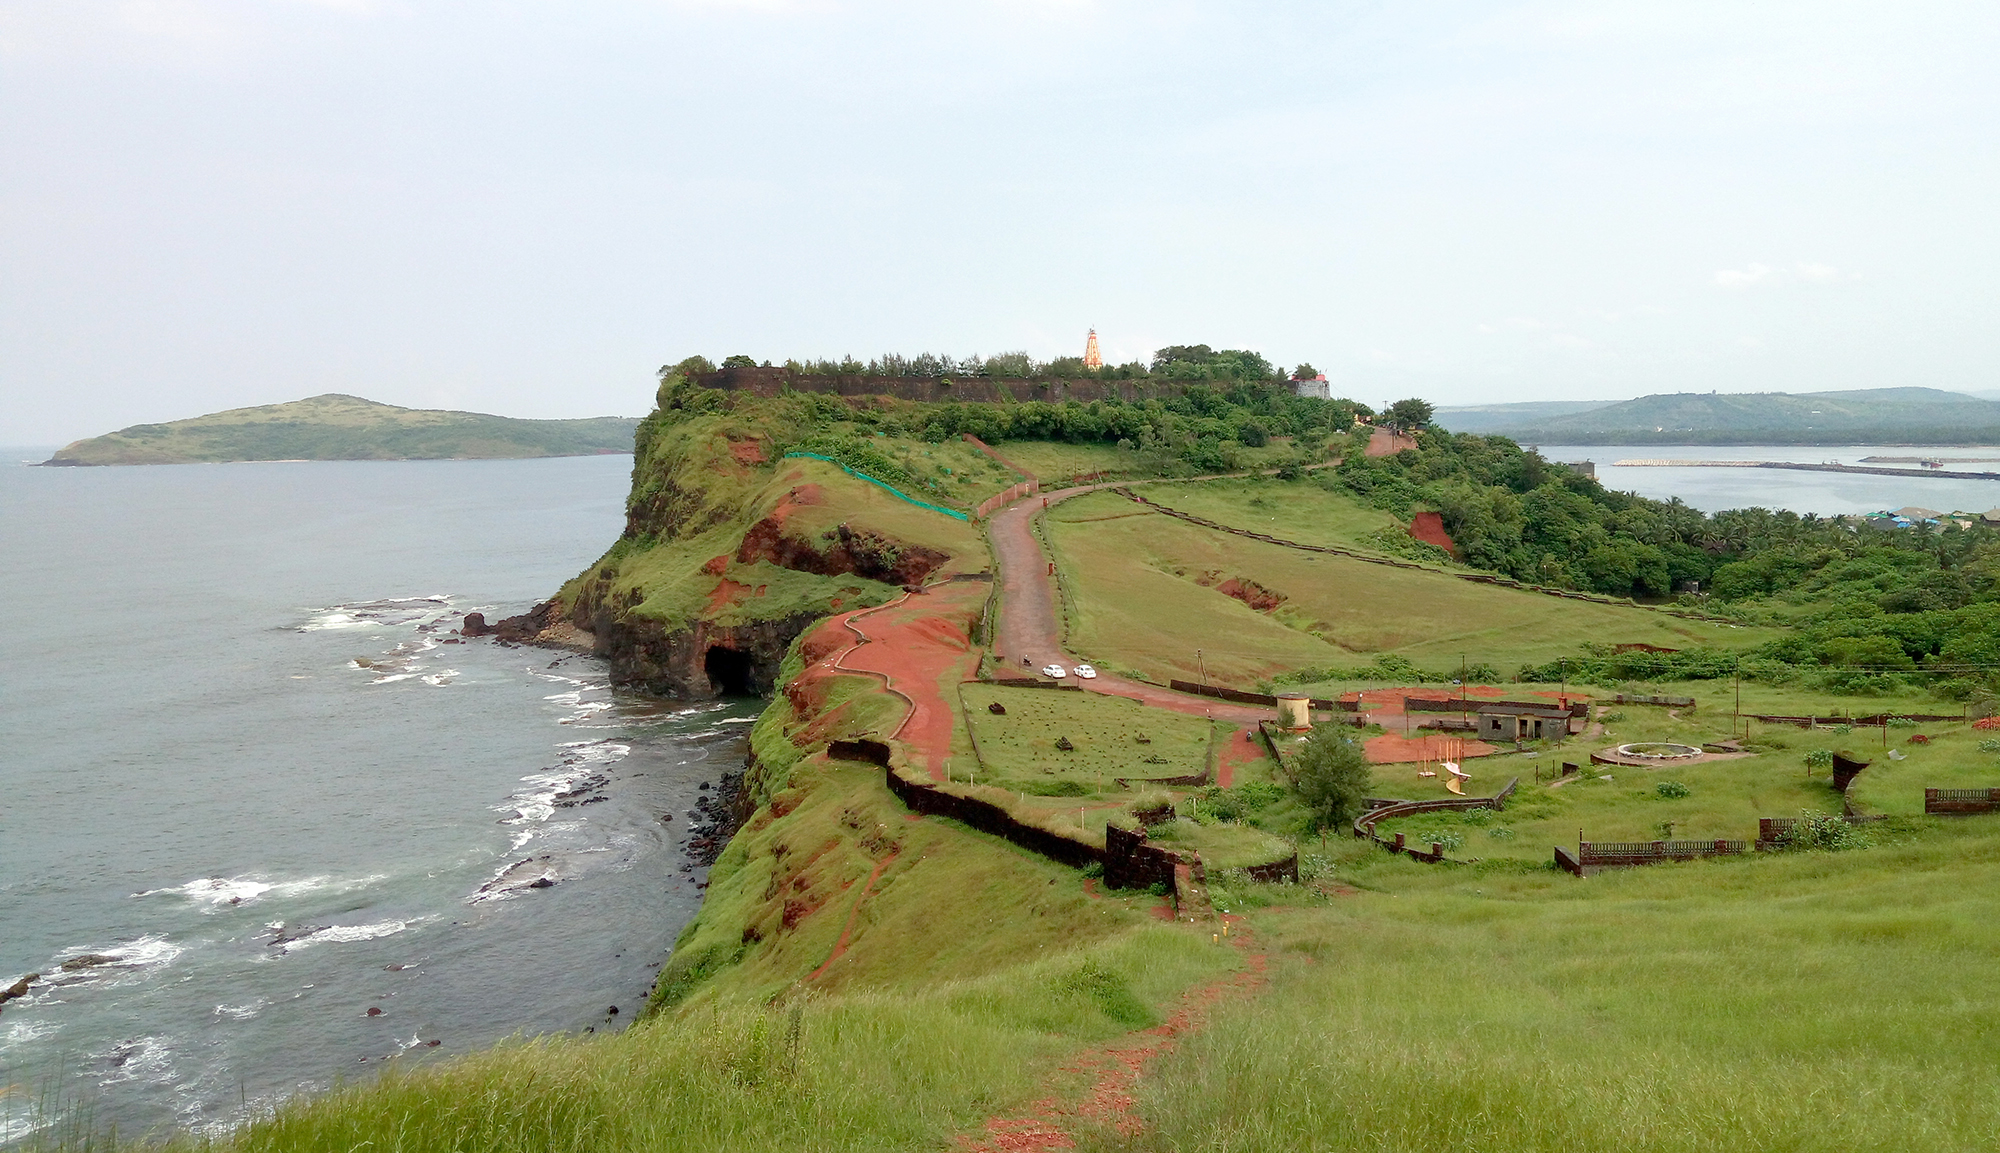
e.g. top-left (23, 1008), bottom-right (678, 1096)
top-left (1734, 656), bottom-right (1741, 739)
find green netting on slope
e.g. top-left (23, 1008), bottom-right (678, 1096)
top-left (781, 452), bottom-right (971, 521)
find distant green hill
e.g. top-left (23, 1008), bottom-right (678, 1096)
top-left (43, 394), bottom-right (640, 466)
top-left (1432, 400), bottom-right (1617, 434)
top-left (1485, 387), bottom-right (2000, 445)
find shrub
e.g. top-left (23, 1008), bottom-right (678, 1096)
top-left (1803, 749), bottom-right (1834, 770)
top-left (1600, 710), bottom-right (1628, 724)
top-left (1780, 810), bottom-right (1871, 852)
top-left (1050, 959), bottom-right (1153, 1028)
top-left (1978, 738), bottom-right (2000, 754)
top-left (1655, 780), bottom-right (1691, 799)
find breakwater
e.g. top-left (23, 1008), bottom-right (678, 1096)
top-left (1613, 459), bottom-right (2000, 481)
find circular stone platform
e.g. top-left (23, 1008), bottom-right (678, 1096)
top-left (1615, 742), bottom-right (1703, 760)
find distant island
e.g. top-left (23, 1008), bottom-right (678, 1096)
top-left (1437, 387), bottom-right (2000, 445)
top-left (41, 394), bottom-right (640, 466)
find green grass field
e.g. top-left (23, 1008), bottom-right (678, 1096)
top-left (1083, 820), bottom-right (2000, 1153)
top-left (985, 441), bottom-right (1137, 483)
top-left (957, 684), bottom-right (1220, 791)
top-left (1045, 489), bottom-right (1777, 686)
top-left (1125, 476), bottom-right (1406, 552)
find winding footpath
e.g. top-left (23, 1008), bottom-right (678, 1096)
top-left (959, 919), bottom-right (1269, 1152)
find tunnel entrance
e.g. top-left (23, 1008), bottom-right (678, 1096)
top-left (703, 645), bottom-right (755, 697)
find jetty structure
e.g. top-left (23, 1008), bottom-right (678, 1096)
top-left (1613, 458), bottom-right (2000, 482)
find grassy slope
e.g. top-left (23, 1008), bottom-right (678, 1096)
top-left (1046, 486), bottom-right (1776, 685)
top-left (46, 394), bottom-right (639, 464)
top-left (95, 403), bottom-right (2000, 1152)
top-left (556, 414), bottom-right (988, 636)
top-left (1091, 824), bottom-right (2000, 1152)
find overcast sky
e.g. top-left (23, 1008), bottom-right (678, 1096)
top-left (3, 1), bottom-right (1996, 443)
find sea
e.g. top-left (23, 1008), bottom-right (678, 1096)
top-left (0, 452), bottom-right (757, 1145)
top-left (1533, 444), bottom-right (2000, 516)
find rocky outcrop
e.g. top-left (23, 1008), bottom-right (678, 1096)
top-left (0, 972), bottom-right (38, 1014)
top-left (586, 607), bottom-right (824, 699)
top-left (735, 519), bottom-right (947, 587)
top-left (462, 601), bottom-right (558, 642)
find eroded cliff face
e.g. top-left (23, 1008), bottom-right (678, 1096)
top-left (539, 387), bottom-right (977, 699)
top-left (588, 607), bottom-right (823, 698)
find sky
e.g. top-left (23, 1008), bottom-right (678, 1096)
top-left (3, 1), bottom-right (1997, 444)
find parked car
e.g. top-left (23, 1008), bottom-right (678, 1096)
top-left (1041, 663), bottom-right (1068, 679)
top-left (1072, 664), bottom-right (1097, 679)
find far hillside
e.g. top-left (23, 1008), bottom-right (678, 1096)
top-left (1476, 387), bottom-right (2000, 445)
top-left (43, 394), bottom-right (640, 465)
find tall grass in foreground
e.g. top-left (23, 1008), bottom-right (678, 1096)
top-left (56, 926), bottom-right (1224, 1153)
top-left (1085, 828), bottom-right (2000, 1152)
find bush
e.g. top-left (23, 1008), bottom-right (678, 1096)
top-left (1803, 749), bottom-right (1834, 770)
top-left (1780, 810), bottom-right (1871, 852)
top-left (1979, 739), bottom-right (2000, 754)
top-left (1655, 781), bottom-right (1691, 799)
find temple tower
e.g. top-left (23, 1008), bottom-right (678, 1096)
top-left (1082, 329), bottom-right (1102, 368)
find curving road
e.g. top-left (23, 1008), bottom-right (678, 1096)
top-left (985, 482), bottom-right (1269, 724)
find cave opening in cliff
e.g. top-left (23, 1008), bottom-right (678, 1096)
top-left (704, 646), bottom-right (755, 696)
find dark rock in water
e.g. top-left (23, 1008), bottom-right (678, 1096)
top-left (527, 877), bottom-right (556, 889)
top-left (698, 781), bottom-right (710, 791)
top-left (464, 602), bottom-right (558, 643)
top-left (60, 954), bottom-right (119, 971)
top-left (0, 973), bottom-right (39, 1009)
top-left (366, 1007), bottom-right (383, 1017)
top-left (426, 1039), bottom-right (441, 1048)
top-left (384, 964), bottom-right (408, 971)
top-left (607, 1005), bottom-right (619, 1016)
top-left (267, 925), bottom-right (327, 947)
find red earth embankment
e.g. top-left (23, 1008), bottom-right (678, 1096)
top-left (1408, 510), bottom-right (1457, 555)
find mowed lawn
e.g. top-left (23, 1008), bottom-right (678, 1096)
top-left (1045, 491), bottom-right (1775, 684)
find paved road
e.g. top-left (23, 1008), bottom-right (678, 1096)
top-left (985, 481), bottom-right (1268, 724)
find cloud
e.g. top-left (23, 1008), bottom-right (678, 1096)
top-left (1475, 316), bottom-right (1544, 334)
top-left (1714, 261), bottom-right (1856, 290)
top-left (1713, 262), bottom-right (1774, 289)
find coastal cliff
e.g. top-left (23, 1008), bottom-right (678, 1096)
top-left (538, 375), bottom-right (986, 698)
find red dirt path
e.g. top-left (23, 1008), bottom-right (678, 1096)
top-left (958, 920), bottom-right (1269, 1152)
top-left (1364, 427), bottom-right (1420, 457)
top-left (803, 581), bottom-right (986, 782)
top-left (1214, 726), bottom-right (1268, 788)
top-left (805, 850), bottom-right (899, 982)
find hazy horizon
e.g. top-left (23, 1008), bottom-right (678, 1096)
top-left (5, 2), bottom-right (1996, 444)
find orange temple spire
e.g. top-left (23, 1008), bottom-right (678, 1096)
top-left (1082, 328), bottom-right (1102, 368)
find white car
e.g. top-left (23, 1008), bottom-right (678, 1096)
top-left (1072, 664), bottom-right (1097, 679)
top-left (1041, 663), bottom-right (1068, 679)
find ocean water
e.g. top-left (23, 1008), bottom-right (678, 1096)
top-left (1534, 444), bottom-right (2000, 516)
top-left (0, 453), bottom-right (754, 1144)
